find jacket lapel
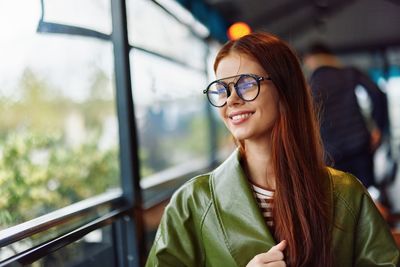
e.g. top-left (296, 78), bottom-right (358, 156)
top-left (210, 149), bottom-right (277, 266)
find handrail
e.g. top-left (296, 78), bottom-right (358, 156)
top-left (0, 205), bottom-right (131, 266)
top-left (140, 157), bottom-right (213, 210)
top-left (140, 151), bottom-right (231, 210)
top-left (0, 188), bottom-right (123, 248)
top-left (140, 149), bottom-right (233, 190)
top-left (140, 157), bottom-right (209, 189)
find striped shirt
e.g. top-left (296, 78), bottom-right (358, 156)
top-left (250, 184), bottom-right (275, 229)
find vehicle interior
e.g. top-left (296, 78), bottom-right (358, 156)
top-left (0, 0), bottom-right (399, 266)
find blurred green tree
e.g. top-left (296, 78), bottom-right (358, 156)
top-left (0, 68), bottom-right (119, 228)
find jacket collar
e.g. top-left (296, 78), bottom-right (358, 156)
top-left (210, 149), bottom-right (277, 266)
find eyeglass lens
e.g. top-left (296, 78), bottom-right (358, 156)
top-left (207, 75), bottom-right (259, 107)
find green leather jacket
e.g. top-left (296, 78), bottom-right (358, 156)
top-left (146, 150), bottom-right (399, 267)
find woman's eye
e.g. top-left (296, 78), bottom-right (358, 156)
top-left (238, 82), bottom-right (256, 91)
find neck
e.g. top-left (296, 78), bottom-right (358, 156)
top-left (242, 139), bottom-right (275, 190)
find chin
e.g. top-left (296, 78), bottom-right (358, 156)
top-left (231, 131), bottom-right (251, 141)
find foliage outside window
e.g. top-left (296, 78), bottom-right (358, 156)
top-left (0, 1), bottom-right (119, 229)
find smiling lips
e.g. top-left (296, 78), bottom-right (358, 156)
top-left (229, 112), bottom-right (254, 124)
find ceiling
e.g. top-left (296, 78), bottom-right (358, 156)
top-left (203, 0), bottom-right (400, 54)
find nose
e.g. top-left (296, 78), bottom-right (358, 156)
top-left (226, 83), bottom-right (243, 106)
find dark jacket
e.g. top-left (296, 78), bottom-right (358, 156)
top-left (146, 150), bottom-right (399, 267)
top-left (309, 66), bottom-right (387, 162)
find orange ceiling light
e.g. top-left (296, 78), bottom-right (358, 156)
top-left (227, 22), bottom-right (252, 40)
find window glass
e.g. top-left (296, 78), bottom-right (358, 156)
top-left (126, 0), bottom-right (207, 70)
top-left (41, 0), bottom-right (112, 34)
top-left (33, 225), bottom-right (115, 267)
top-left (206, 43), bottom-right (235, 160)
top-left (0, 1), bottom-right (119, 228)
top-left (130, 50), bottom-right (208, 177)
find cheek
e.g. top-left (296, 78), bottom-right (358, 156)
top-left (257, 93), bottom-right (280, 124)
top-left (266, 88), bottom-right (280, 116)
top-left (218, 108), bottom-right (231, 129)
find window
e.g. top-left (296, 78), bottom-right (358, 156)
top-left (0, 0), bottom-right (228, 265)
top-left (127, 0), bottom-right (207, 70)
top-left (0, 0), bottom-right (119, 229)
top-left (131, 51), bottom-right (208, 176)
top-left (126, 0), bottom-right (219, 181)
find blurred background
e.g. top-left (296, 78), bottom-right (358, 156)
top-left (0, 0), bottom-right (399, 266)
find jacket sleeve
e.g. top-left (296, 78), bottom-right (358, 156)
top-left (145, 186), bottom-right (204, 267)
top-left (354, 192), bottom-right (399, 267)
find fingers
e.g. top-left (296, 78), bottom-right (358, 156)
top-left (271, 240), bottom-right (287, 252)
top-left (265, 261), bottom-right (286, 267)
top-left (251, 251), bottom-right (283, 264)
top-left (263, 240), bottom-right (286, 262)
top-left (247, 240), bottom-right (287, 265)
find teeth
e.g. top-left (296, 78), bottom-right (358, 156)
top-left (231, 113), bottom-right (252, 121)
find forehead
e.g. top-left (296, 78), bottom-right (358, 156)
top-left (215, 52), bottom-right (264, 80)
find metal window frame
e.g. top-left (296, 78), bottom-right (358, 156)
top-left (0, 203), bottom-right (130, 266)
top-left (111, 0), bottom-right (145, 266)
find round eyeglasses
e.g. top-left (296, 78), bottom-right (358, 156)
top-left (203, 74), bottom-right (272, 107)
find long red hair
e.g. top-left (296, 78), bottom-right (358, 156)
top-left (214, 32), bottom-right (333, 267)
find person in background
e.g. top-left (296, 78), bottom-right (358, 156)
top-left (303, 43), bottom-right (388, 189)
top-left (146, 32), bottom-right (399, 267)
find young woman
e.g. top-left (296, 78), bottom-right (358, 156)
top-left (146, 32), bottom-right (399, 267)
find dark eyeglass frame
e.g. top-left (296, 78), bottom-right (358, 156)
top-left (203, 74), bottom-right (272, 107)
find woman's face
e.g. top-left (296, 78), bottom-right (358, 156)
top-left (215, 52), bottom-right (280, 142)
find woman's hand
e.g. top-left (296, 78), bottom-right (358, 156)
top-left (246, 240), bottom-right (287, 267)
